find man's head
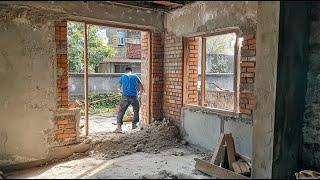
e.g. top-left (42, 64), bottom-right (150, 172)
top-left (125, 67), bottom-right (132, 73)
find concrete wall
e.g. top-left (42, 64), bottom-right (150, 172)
top-left (273, 2), bottom-right (311, 178)
top-left (252, 2), bottom-right (280, 179)
top-left (166, 0), bottom-right (257, 162)
top-left (0, 4), bottom-right (57, 165)
top-left (68, 73), bottom-right (141, 96)
top-left (303, 1), bottom-right (320, 171)
top-left (0, 1), bottom-right (163, 166)
top-left (181, 107), bottom-right (252, 159)
top-left (165, 1), bottom-right (257, 36)
top-left (0, 1), bottom-right (164, 31)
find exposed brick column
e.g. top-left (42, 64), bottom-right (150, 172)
top-left (239, 34), bottom-right (256, 116)
top-left (163, 32), bottom-right (184, 125)
top-left (140, 31), bottom-right (149, 124)
top-left (151, 33), bottom-right (164, 121)
top-left (55, 21), bottom-right (68, 108)
top-left (186, 37), bottom-right (199, 105)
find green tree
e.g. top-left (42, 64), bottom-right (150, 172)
top-left (67, 22), bottom-right (116, 73)
top-left (206, 33), bottom-right (236, 73)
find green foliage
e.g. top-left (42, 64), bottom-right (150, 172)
top-left (206, 33), bottom-right (236, 73)
top-left (67, 22), bottom-right (116, 73)
top-left (79, 92), bottom-right (121, 115)
top-left (206, 33), bottom-right (236, 54)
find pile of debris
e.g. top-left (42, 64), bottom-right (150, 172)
top-left (88, 119), bottom-right (181, 160)
top-left (195, 133), bottom-right (251, 179)
top-left (0, 170), bottom-right (5, 179)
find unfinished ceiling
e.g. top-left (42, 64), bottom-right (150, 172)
top-left (103, 1), bottom-right (194, 12)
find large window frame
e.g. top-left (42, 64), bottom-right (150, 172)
top-left (183, 27), bottom-right (242, 115)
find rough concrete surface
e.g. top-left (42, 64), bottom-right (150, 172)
top-left (252, 1), bottom-right (280, 179)
top-left (0, 1), bottom-right (164, 31)
top-left (302, 1), bottom-right (320, 171)
top-left (0, 4), bottom-right (57, 164)
top-left (165, 1), bottom-right (257, 37)
top-left (5, 120), bottom-right (212, 179)
top-left (181, 107), bottom-right (252, 159)
top-left (6, 148), bottom-right (211, 179)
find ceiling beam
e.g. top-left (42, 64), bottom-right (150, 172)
top-left (152, 1), bottom-right (183, 8)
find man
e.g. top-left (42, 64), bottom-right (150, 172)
top-left (115, 67), bottom-right (144, 132)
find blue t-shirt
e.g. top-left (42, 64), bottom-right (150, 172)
top-left (118, 73), bottom-right (141, 96)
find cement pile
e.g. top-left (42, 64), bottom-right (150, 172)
top-left (89, 119), bottom-right (181, 160)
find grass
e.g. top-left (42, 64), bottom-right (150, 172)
top-left (76, 92), bottom-right (121, 116)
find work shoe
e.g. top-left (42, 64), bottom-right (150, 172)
top-left (114, 125), bottom-right (122, 133)
top-left (132, 123), bottom-right (138, 130)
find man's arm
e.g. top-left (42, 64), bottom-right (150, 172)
top-left (117, 76), bottom-right (122, 95)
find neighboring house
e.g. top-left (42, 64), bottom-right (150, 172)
top-left (98, 28), bottom-right (141, 73)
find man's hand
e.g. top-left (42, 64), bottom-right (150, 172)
top-left (117, 88), bottom-right (122, 95)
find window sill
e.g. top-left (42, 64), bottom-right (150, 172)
top-left (183, 104), bottom-right (240, 118)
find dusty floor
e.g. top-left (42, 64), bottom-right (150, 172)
top-left (79, 112), bottom-right (135, 135)
top-left (6, 147), bottom-right (211, 179)
top-left (4, 119), bottom-right (213, 179)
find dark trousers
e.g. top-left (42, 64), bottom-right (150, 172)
top-left (117, 96), bottom-right (140, 125)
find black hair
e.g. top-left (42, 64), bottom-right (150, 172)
top-left (125, 67), bottom-right (132, 72)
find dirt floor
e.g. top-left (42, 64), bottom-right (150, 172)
top-left (5, 119), bottom-right (213, 179)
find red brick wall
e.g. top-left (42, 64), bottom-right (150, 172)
top-left (55, 21), bottom-right (68, 108)
top-left (140, 32), bottom-right (164, 123)
top-left (54, 21), bottom-right (80, 145)
top-left (186, 37), bottom-right (200, 105)
top-left (54, 115), bottom-right (77, 144)
top-left (151, 33), bottom-right (164, 121)
top-left (163, 33), bottom-right (256, 125)
top-left (239, 34), bottom-right (256, 115)
top-left (163, 33), bottom-right (184, 125)
top-left (140, 32), bottom-right (149, 124)
top-left (126, 43), bottom-right (141, 59)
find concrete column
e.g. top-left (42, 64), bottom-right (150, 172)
top-left (252, 1), bottom-right (280, 179)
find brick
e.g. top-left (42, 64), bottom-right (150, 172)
top-left (240, 108), bottom-right (252, 115)
top-left (241, 73), bottom-right (254, 78)
top-left (241, 62), bottom-right (255, 67)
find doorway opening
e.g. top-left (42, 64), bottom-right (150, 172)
top-left (67, 21), bottom-right (151, 136)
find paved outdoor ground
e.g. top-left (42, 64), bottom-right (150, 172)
top-left (79, 113), bottom-right (134, 135)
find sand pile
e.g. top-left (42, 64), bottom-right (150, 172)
top-left (88, 119), bottom-right (181, 160)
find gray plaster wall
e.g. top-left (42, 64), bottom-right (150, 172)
top-left (0, 1), bottom-right (163, 166)
top-left (181, 107), bottom-right (252, 159)
top-left (0, 4), bottom-right (57, 164)
top-left (69, 73), bottom-right (141, 96)
top-left (252, 2), bottom-right (280, 179)
top-left (165, 1), bottom-right (257, 36)
top-left (303, 1), bottom-right (320, 171)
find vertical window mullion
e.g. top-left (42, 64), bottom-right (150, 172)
top-left (201, 36), bottom-right (206, 107)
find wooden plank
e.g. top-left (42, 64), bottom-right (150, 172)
top-left (210, 133), bottom-right (226, 165)
top-left (225, 133), bottom-right (236, 171)
top-left (201, 37), bottom-right (206, 106)
top-left (182, 37), bottom-right (189, 105)
top-left (232, 162), bottom-right (242, 174)
top-left (195, 158), bottom-right (250, 179)
top-left (238, 161), bottom-right (250, 174)
top-left (84, 22), bottom-right (89, 136)
top-left (221, 145), bottom-right (227, 168)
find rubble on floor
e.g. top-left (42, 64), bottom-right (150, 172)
top-left (0, 170), bottom-right (5, 179)
top-left (87, 119), bottom-right (182, 160)
top-left (295, 170), bottom-right (320, 179)
top-left (140, 170), bottom-right (198, 179)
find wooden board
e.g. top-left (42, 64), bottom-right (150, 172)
top-left (195, 158), bottom-right (250, 179)
top-left (238, 161), bottom-right (250, 174)
top-left (225, 133), bottom-right (236, 171)
top-left (221, 145), bottom-right (227, 168)
top-left (232, 162), bottom-right (242, 174)
top-left (210, 133), bottom-right (226, 165)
